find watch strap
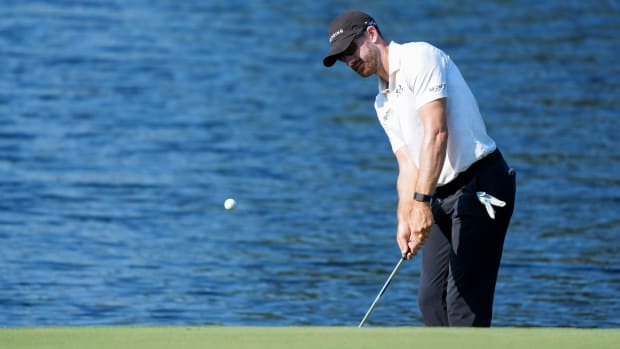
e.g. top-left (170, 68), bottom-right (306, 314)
top-left (413, 192), bottom-right (433, 203)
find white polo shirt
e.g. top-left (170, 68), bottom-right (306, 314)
top-left (374, 41), bottom-right (496, 186)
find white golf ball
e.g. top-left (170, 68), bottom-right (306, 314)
top-left (224, 198), bottom-right (236, 210)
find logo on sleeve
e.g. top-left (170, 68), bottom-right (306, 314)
top-left (429, 83), bottom-right (446, 93)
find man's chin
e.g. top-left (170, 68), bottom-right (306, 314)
top-left (355, 69), bottom-right (373, 78)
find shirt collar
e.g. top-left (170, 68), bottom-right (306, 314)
top-left (378, 41), bottom-right (402, 94)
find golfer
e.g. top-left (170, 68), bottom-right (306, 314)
top-left (323, 10), bottom-right (516, 327)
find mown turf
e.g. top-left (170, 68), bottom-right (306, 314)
top-left (1, 326), bottom-right (619, 349)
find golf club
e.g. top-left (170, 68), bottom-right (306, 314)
top-left (358, 256), bottom-right (406, 327)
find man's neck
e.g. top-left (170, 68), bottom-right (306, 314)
top-left (376, 42), bottom-right (390, 81)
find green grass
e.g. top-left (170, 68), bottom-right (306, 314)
top-left (2, 326), bottom-right (619, 349)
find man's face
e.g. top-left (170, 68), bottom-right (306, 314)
top-left (337, 33), bottom-right (376, 78)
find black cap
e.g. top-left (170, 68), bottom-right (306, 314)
top-left (323, 10), bottom-right (377, 67)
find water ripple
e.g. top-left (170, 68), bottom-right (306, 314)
top-left (1, 0), bottom-right (619, 328)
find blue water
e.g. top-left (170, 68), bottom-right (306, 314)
top-left (1, 0), bottom-right (619, 327)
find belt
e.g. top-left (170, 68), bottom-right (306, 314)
top-left (434, 149), bottom-right (503, 197)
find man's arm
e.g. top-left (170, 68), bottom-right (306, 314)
top-left (394, 145), bottom-right (418, 258)
top-left (408, 98), bottom-right (449, 254)
top-left (416, 97), bottom-right (449, 197)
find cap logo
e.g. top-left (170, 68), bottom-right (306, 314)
top-left (329, 28), bottom-right (344, 43)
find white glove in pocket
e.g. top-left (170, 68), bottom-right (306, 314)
top-left (476, 192), bottom-right (506, 219)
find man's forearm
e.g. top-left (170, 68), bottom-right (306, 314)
top-left (397, 167), bottom-right (416, 220)
top-left (415, 131), bottom-right (447, 196)
top-left (415, 98), bottom-right (449, 196)
top-left (395, 147), bottom-right (418, 220)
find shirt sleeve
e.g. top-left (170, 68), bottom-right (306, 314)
top-left (407, 44), bottom-right (449, 110)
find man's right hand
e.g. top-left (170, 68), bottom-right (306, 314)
top-left (396, 219), bottom-right (421, 260)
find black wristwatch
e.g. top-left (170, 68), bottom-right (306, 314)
top-left (413, 192), bottom-right (433, 203)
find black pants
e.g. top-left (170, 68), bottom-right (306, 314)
top-left (418, 149), bottom-right (516, 327)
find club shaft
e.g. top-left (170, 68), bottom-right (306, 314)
top-left (358, 257), bottom-right (405, 327)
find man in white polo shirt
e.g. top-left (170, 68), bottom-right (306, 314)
top-left (323, 10), bottom-right (516, 326)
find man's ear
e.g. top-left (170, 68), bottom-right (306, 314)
top-left (367, 26), bottom-right (381, 43)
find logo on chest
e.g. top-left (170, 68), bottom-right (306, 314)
top-left (394, 84), bottom-right (404, 96)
